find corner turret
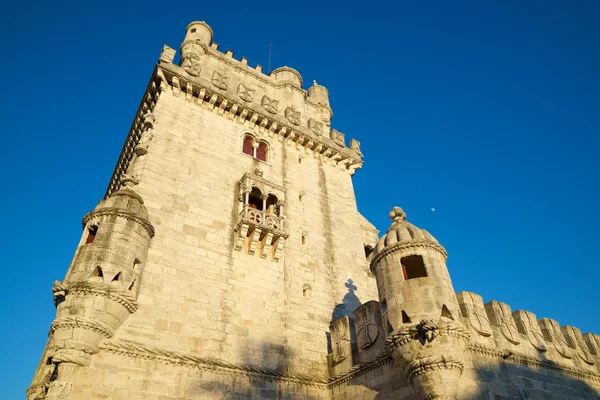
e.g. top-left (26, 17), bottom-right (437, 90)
top-left (179, 21), bottom-right (213, 76)
top-left (27, 184), bottom-right (154, 399)
top-left (370, 207), bottom-right (469, 399)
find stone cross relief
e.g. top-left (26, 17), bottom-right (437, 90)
top-left (330, 317), bottom-right (351, 364)
top-left (354, 302), bottom-right (380, 349)
top-left (308, 118), bottom-right (324, 136)
top-left (211, 71), bottom-right (229, 90)
top-left (237, 83), bottom-right (254, 102)
top-left (539, 319), bottom-right (572, 359)
top-left (284, 106), bottom-right (301, 125)
top-left (261, 95), bottom-right (278, 114)
top-left (457, 292), bottom-right (492, 337)
top-left (485, 301), bottom-right (520, 345)
top-left (513, 310), bottom-right (547, 352)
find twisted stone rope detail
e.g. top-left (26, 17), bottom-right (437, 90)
top-left (327, 354), bottom-right (393, 388)
top-left (467, 343), bottom-right (600, 384)
top-left (99, 339), bottom-right (328, 389)
top-left (51, 316), bottom-right (114, 339)
top-left (54, 281), bottom-right (140, 313)
top-left (405, 355), bottom-right (464, 382)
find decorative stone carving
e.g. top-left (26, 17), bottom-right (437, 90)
top-left (562, 326), bottom-right (595, 365)
top-left (46, 381), bottom-right (72, 400)
top-left (261, 95), bottom-right (278, 114)
top-left (284, 106), bottom-right (301, 125)
top-left (237, 83), bottom-right (254, 102)
top-left (211, 71), bottom-right (229, 90)
top-left (354, 301), bottom-right (381, 349)
top-left (539, 318), bottom-right (572, 359)
top-left (120, 174), bottom-right (139, 187)
top-left (181, 55), bottom-right (202, 76)
top-left (330, 317), bottom-right (351, 364)
top-left (583, 332), bottom-right (600, 356)
top-left (456, 291), bottom-right (492, 337)
top-left (159, 45), bottom-right (176, 63)
top-left (330, 129), bottom-right (345, 147)
top-left (484, 301), bottom-right (520, 344)
top-left (308, 118), bottom-right (323, 136)
top-left (513, 310), bottom-right (547, 352)
top-left (349, 139), bottom-right (363, 157)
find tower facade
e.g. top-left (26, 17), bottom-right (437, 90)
top-left (28, 21), bottom-right (600, 400)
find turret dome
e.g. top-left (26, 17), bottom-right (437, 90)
top-left (371, 207), bottom-right (446, 261)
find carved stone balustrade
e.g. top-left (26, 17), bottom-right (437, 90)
top-left (234, 205), bottom-right (288, 261)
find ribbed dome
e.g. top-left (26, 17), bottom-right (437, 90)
top-left (92, 186), bottom-right (148, 219)
top-left (372, 207), bottom-right (442, 258)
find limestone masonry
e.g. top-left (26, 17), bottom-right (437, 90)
top-left (27, 21), bottom-right (600, 399)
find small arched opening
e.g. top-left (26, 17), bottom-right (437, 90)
top-left (266, 194), bottom-right (279, 215)
top-left (256, 142), bottom-right (269, 162)
top-left (242, 136), bottom-right (254, 156)
top-left (248, 187), bottom-right (263, 210)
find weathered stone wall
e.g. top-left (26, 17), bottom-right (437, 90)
top-left (59, 43), bottom-right (379, 396)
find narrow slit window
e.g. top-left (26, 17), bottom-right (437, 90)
top-left (242, 137), bottom-right (254, 156)
top-left (85, 225), bottom-right (98, 244)
top-left (401, 255), bottom-right (427, 280)
top-left (256, 142), bottom-right (268, 162)
top-left (381, 299), bottom-right (388, 314)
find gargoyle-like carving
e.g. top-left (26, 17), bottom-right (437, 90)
top-left (261, 95), bottom-right (278, 114)
top-left (120, 174), bottom-right (139, 187)
top-left (330, 317), bottom-right (351, 364)
top-left (539, 318), bottom-right (572, 359)
top-left (181, 55), bottom-right (201, 76)
top-left (52, 280), bottom-right (69, 307)
top-left (211, 71), bottom-right (229, 90)
top-left (237, 83), bottom-right (254, 102)
top-left (143, 112), bottom-right (157, 129)
top-left (562, 326), bottom-right (595, 365)
top-left (135, 128), bottom-right (153, 156)
top-left (46, 381), bottom-right (73, 400)
top-left (159, 45), bottom-right (176, 63)
top-left (484, 301), bottom-right (520, 344)
top-left (456, 291), bottom-right (492, 337)
top-left (354, 301), bottom-right (381, 349)
top-left (513, 310), bottom-right (547, 352)
top-left (330, 129), bottom-right (345, 147)
top-left (285, 106), bottom-right (301, 125)
top-left (308, 118), bottom-right (323, 136)
top-left (350, 139), bottom-right (363, 157)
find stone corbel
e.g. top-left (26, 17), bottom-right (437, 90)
top-left (260, 232), bottom-right (274, 259)
top-left (248, 228), bottom-right (262, 255)
top-left (234, 223), bottom-right (249, 251)
top-left (272, 237), bottom-right (284, 262)
top-left (171, 76), bottom-right (181, 96)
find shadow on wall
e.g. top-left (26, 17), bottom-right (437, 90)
top-left (327, 279), bottom-right (362, 352)
top-left (338, 357), bottom-right (600, 400)
top-left (188, 340), bottom-right (327, 400)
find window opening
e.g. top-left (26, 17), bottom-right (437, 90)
top-left (303, 284), bottom-right (312, 298)
top-left (256, 142), bottom-right (268, 162)
top-left (301, 234), bottom-right (306, 245)
top-left (402, 310), bottom-right (412, 323)
top-left (248, 188), bottom-right (263, 210)
top-left (401, 255), bottom-right (427, 280)
top-left (243, 137), bottom-right (254, 156)
top-left (381, 299), bottom-right (388, 314)
top-left (190, 28), bottom-right (197, 33)
top-left (133, 258), bottom-right (141, 271)
top-left (364, 245), bottom-right (373, 259)
top-left (85, 225), bottom-right (98, 244)
top-left (266, 194), bottom-right (279, 215)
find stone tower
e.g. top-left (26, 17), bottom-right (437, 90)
top-left (27, 20), bottom-right (378, 399)
top-left (28, 20), bottom-right (600, 400)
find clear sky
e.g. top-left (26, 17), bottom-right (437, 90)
top-left (1, 1), bottom-right (599, 397)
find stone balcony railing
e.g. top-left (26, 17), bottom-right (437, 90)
top-left (239, 206), bottom-right (285, 234)
top-left (234, 205), bottom-right (287, 261)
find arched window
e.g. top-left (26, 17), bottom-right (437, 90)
top-left (266, 194), bottom-right (279, 215)
top-left (248, 187), bottom-right (263, 210)
top-left (256, 142), bottom-right (268, 162)
top-left (243, 137), bottom-right (254, 156)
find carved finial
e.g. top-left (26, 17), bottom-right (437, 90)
top-left (389, 206), bottom-right (406, 222)
top-left (313, 80), bottom-right (317, 85)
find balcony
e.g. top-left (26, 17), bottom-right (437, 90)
top-left (234, 205), bottom-right (288, 261)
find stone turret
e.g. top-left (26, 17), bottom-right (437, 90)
top-left (370, 207), bottom-right (469, 399)
top-left (179, 21), bottom-right (213, 76)
top-left (27, 184), bottom-right (154, 400)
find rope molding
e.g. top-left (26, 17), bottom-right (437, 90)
top-left (99, 339), bottom-right (328, 389)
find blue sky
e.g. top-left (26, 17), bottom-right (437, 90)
top-left (1, 1), bottom-right (599, 396)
